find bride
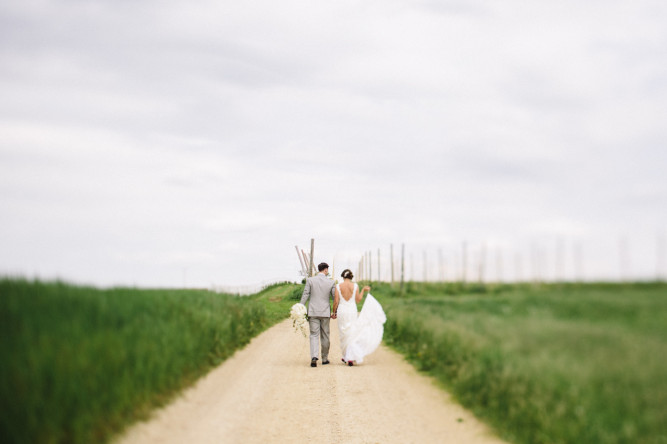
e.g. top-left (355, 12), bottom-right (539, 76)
top-left (332, 269), bottom-right (387, 366)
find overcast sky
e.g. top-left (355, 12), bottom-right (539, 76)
top-left (1, 0), bottom-right (666, 288)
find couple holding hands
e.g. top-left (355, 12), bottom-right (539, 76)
top-left (300, 262), bottom-right (386, 367)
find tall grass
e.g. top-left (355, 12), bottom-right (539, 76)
top-left (0, 278), bottom-right (300, 444)
top-left (370, 281), bottom-right (667, 444)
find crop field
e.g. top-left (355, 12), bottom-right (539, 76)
top-left (371, 281), bottom-right (667, 444)
top-left (0, 278), bottom-right (300, 444)
top-left (4, 277), bottom-right (665, 444)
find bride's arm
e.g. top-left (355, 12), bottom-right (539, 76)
top-left (356, 285), bottom-right (370, 303)
top-left (332, 287), bottom-right (340, 318)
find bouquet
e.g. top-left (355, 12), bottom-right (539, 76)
top-left (290, 303), bottom-right (309, 337)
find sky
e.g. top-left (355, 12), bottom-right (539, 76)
top-left (1, 0), bottom-right (666, 288)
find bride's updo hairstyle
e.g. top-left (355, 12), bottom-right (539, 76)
top-left (341, 269), bottom-right (354, 280)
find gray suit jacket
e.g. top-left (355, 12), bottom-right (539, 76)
top-left (300, 273), bottom-right (335, 317)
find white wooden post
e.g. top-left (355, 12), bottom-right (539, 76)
top-left (531, 242), bottom-right (539, 283)
top-left (478, 242), bottom-right (487, 283)
top-left (479, 242), bottom-right (486, 283)
top-left (438, 248), bottom-right (444, 282)
top-left (361, 253), bottom-right (365, 281)
top-left (400, 243), bottom-right (405, 292)
top-left (368, 250), bottom-right (372, 282)
top-left (309, 238), bottom-right (315, 277)
top-left (301, 250), bottom-right (310, 275)
top-left (295, 246), bottom-right (307, 276)
top-left (390, 243), bottom-right (395, 284)
top-left (423, 250), bottom-right (428, 282)
top-left (556, 237), bottom-right (565, 282)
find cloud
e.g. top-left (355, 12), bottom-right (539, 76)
top-left (1, 0), bottom-right (666, 285)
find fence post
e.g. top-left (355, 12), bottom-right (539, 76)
top-left (390, 243), bottom-right (395, 285)
top-left (556, 237), bottom-right (565, 282)
top-left (423, 250), bottom-right (428, 282)
top-left (309, 238), bottom-right (315, 277)
top-left (478, 242), bottom-right (487, 283)
top-left (295, 246), bottom-right (307, 277)
top-left (400, 243), bottom-right (405, 293)
top-left (368, 250), bottom-right (372, 282)
top-left (360, 255), bottom-right (364, 281)
top-left (531, 241), bottom-right (539, 284)
top-left (438, 248), bottom-right (444, 282)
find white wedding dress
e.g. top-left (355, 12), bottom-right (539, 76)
top-left (336, 283), bottom-right (387, 364)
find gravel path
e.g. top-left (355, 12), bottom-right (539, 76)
top-left (115, 319), bottom-right (507, 444)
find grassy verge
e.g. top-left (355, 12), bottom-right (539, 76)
top-left (0, 278), bottom-right (301, 444)
top-left (247, 281), bottom-right (304, 324)
top-left (368, 281), bottom-right (667, 444)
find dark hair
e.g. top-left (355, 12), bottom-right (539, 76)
top-left (341, 269), bottom-right (354, 280)
top-left (317, 262), bottom-right (329, 272)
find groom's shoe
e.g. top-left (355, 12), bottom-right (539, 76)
top-left (311, 357), bottom-right (318, 367)
top-left (322, 359), bottom-right (330, 365)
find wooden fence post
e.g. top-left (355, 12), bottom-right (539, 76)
top-left (368, 250), bottom-right (372, 282)
top-left (478, 242), bottom-right (487, 283)
top-left (360, 255), bottom-right (364, 281)
top-left (295, 246), bottom-right (307, 277)
top-left (531, 241), bottom-right (539, 284)
top-left (390, 243), bottom-right (395, 285)
top-left (556, 237), bottom-right (565, 282)
top-left (301, 250), bottom-right (310, 275)
top-left (400, 243), bottom-right (405, 293)
top-left (309, 238), bottom-right (315, 277)
top-left (423, 250), bottom-right (428, 282)
top-left (438, 248), bottom-right (444, 282)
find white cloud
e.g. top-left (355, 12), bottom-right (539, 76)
top-left (1, 0), bottom-right (666, 286)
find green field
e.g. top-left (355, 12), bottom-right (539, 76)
top-left (370, 281), bottom-right (667, 444)
top-left (4, 277), bottom-right (665, 444)
top-left (0, 278), bottom-right (301, 444)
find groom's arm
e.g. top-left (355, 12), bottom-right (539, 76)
top-left (300, 279), bottom-right (311, 306)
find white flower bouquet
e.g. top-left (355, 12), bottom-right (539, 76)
top-left (290, 303), bottom-right (309, 337)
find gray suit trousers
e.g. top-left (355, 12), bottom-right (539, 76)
top-left (308, 316), bottom-right (330, 360)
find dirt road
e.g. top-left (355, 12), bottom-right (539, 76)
top-left (115, 319), bottom-right (507, 444)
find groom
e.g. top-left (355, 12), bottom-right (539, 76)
top-left (300, 262), bottom-right (335, 367)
